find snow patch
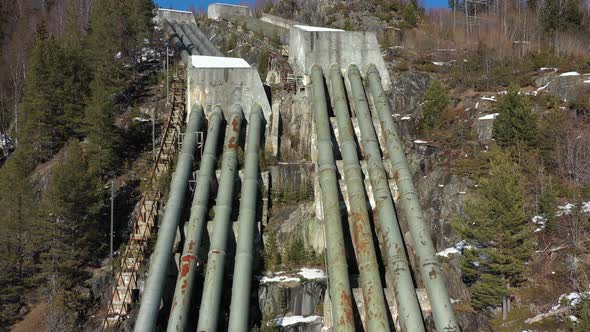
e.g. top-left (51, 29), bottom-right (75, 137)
top-left (540, 67), bottom-right (558, 72)
top-left (559, 71), bottom-right (580, 77)
top-left (400, 116), bottom-right (411, 120)
top-left (480, 96), bottom-right (497, 102)
top-left (274, 315), bottom-right (322, 327)
top-left (260, 275), bottom-right (300, 284)
top-left (584, 79), bottom-right (590, 83)
top-left (413, 140), bottom-right (428, 144)
top-left (552, 291), bottom-right (589, 311)
top-left (190, 55), bottom-right (251, 68)
top-left (297, 268), bottom-right (325, 280)
top-left (556, 203), bottom-right (575, 216)
top-left (436, 240), bottom-right (472, 257)
top-left (478, 113), bottom-right (499, 120)
top-left (536, 82), bottom-right (550, 92)
top-left (295, 25), bottom-right (343, 32)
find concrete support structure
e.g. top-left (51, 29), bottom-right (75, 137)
top-left (228, 104), bottom-right (264, 332)
top-left (166, 107), bottom-right (224, 332)
top-left (329, 64), bottom-right (389, 331)
top-left (289, 26), bottom-right (391, 89)
top-left (311, 65), bottom-right (355, 332)
top-left (366, 64), bottom-right (459, 332)
top-left (208, 3), bottom-right (252, 20)
top-left (186, 64), bottom-right (271, 121)
top-left (197, 106), bottom-right (244, 332)
top-left (134, 105), bottom-right (205, 332)
top-left (157, 8), bottom-right (196, 25)
top-left (348, 65), bottom-right (425, 332)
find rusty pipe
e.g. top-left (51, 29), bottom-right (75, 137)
top-left (366, 63), bottom-right (459, 332)
top-left (311, 64), bottom-right (356, 332)
top-left (196, 105), bottom-right (244, 331)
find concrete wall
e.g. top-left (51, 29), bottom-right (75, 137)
top-left (186, 60), bottom-right (271, 122)
top-left (260, 13), bottom-right (298, 30)
top-left (156, 8), bottom-right (195, 26)
top-left (288, 26), bottom-right (391, 89)
top-left (208, 3), bottom-right (251, 20)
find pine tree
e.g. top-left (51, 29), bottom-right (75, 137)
top-left (420, 80), bottom-right (450, 131)
top-left (83, 70), bottom-right (118, 177)
top-left (40, 140), bottom-right (104, 291)
top-left (0, 151), bottom-right (38, 328)
top-left (85, 0), bottom-right (124, 86)
top-left (18, 18), bottom-right (91, 162)
top-left (572, 296), bottom-right (590, 332)
top-left (493, 89), bottom-right (539, 147)
top-left (122, 0), bottom-right (154, 63)
top-left (454, 149), bottom-right (533, 317)
top-left (264, 227), bottom-right (282, 270)
top-left (18, 27), bottom-right (65, 159)
top-left (402, 2), bottom-right (419, 27)
top-left (539, 178), bottom-right (559, 233)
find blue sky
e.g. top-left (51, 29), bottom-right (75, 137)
top-left (154, 0), bottom-right (449, 12)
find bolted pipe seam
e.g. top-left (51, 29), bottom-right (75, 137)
top-left (228, 104), bottom-right (264, 332)
top-left (134, 104), bottom-right (205, 332)
top-left (329, 64), bottom-right (390, 332)
top-left (196, 105), bottom-right (244, 332)
top-left (365, 63), bottom-right (460, 332)
top-left (347, 64), bottom-right (425, 332)
top-left (166, 107), bottom-right (224, 332)
top-left (311, 64), bottom-right (356, 332)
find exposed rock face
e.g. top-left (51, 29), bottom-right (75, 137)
top-left (267, 202), bottom-right (325, 254)
top-left (417, 168), bottom-right (473, 250)
top-left (276, 91), bottom-right (313, 161)
top-left (259, 279), bottom-right (326, 316)
top-left (535, 72), bottom-right (590, 102)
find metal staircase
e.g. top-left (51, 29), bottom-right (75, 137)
top-left (103, 77), bottom-right (186, 329)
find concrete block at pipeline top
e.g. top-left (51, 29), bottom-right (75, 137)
top-left (186, 56), bottom-right (271, 121)
top-left (156, 8), bottom-right (196, 26)
top-left (208, 3), bottom-right (251, 20)
top-left (289, 25), bottom-right (391, 90)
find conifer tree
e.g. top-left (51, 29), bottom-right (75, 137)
top-left (40, 140), bottom-right (103, 290)
top-left (420, 80), bottom-right (450, 131)
top-left (493, 89), bottom-right (539, 147)
top-left (454, 149), bottom-right (533, 318)
top-left (85, 0), bottom-right (124, 86)
top-left (0, 152), bottom-right (38, 327)
top-left (84, 70), bottom-right (118, 177)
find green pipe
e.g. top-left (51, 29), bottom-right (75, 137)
top-left (366, 64), bottom-right (460, 332)
top-left (180, 22), bottom-right (211, 56)
top-left (329, 64), bottom-right (389, 332)
top-left (348, 64), bottom-right (425, 332)
top-left (162, 19), bottom-right (190, 65)
top-left (311, 65), bottom-right (355, 332)
top-left (184, 22), bottom-right (224, 57)
top-left (196, 105), bottom-right (243, 331)
top-left (166, 107), bottom-right (224, 332)
top-left (227, 104), bottom-right (264, 332)
top-left (134, 104), bottom-right (205, 332)
top-left (171, 21), bottom-right (198, 55)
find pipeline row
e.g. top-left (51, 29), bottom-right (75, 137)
top-left (312, 64), bottom-right (459, 332)
top-left (162, 18), bottom-right (224, 65)
top-left (134, 103), bottom-right (264, 332)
